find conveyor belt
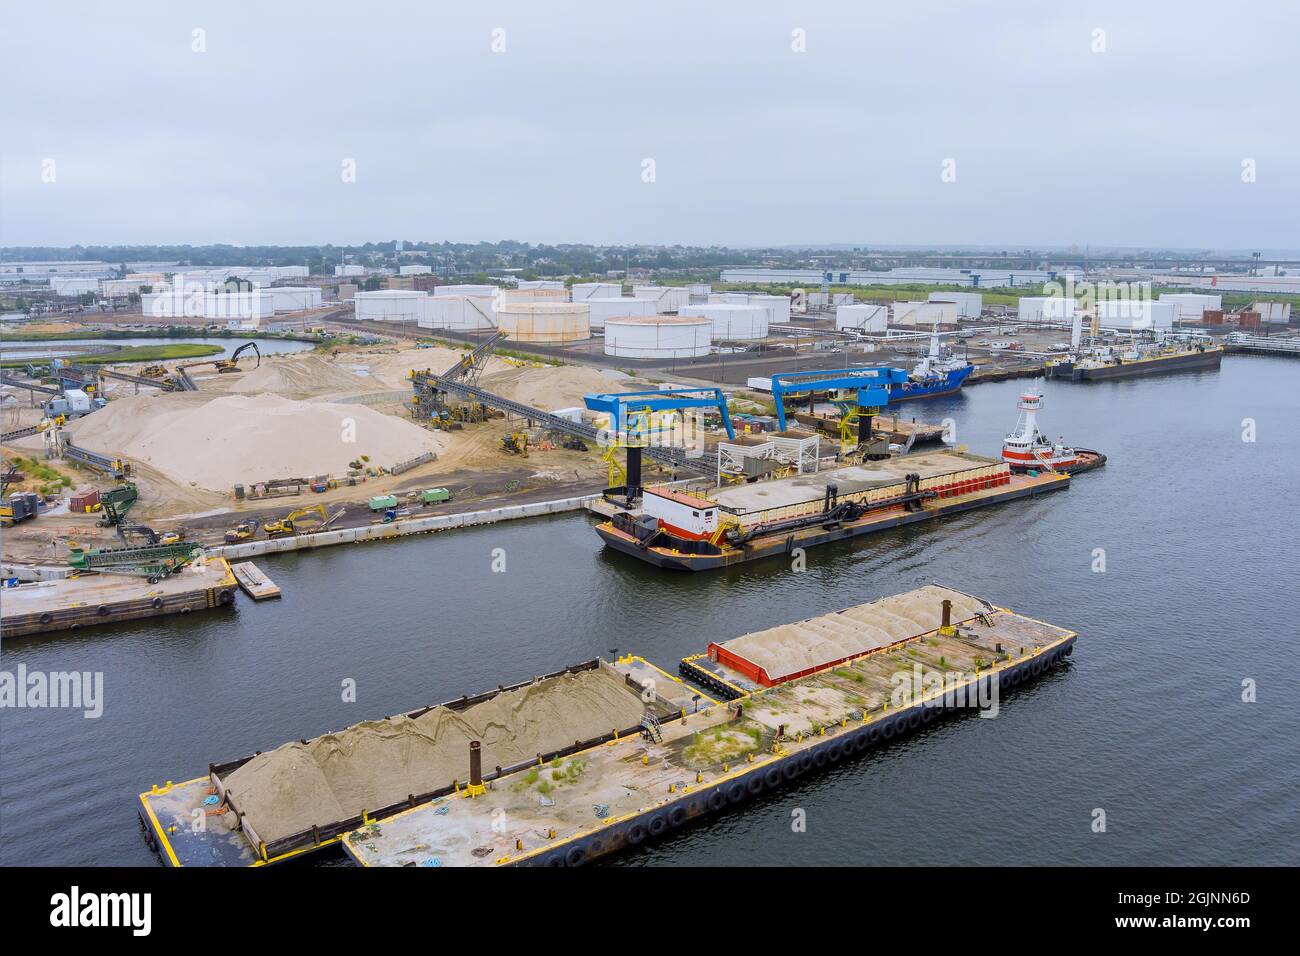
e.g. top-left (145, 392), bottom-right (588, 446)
top-left (412, 371), bottom-right (712, 475)
top-left (0, 425), bottom-right (41, 443)
top-left (0, 372), bottom-right (61, 396)
top-left (98, 368), bottom-right (179, 391)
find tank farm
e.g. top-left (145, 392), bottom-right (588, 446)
top-left (130, 343), bottom-right (1089, 868)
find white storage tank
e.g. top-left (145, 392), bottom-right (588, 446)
top-left (928, 291), bottom-right (982, 318)
top-left (434, 284), bottom-right (497, 297)
top-left (1018, 296), bottom-right (1078, 322)
top-left (495, 301), bottom-right (590, 343)
top-left (1094, 299), bottom-right (1174, 331)
top-left (418, 295), bottom-right (496, 331)
top-left (1159, 293), bottom-right (1222, 324)
top-left (262, 286), bottom-right (323, 312)
top-left (570, 282), bottom-right (622, 302)
top-left (631, 285), bottom-right (690, 313)
top-left (399, 265), bottom-right (432, 276)
top-left (681, 303), bottom-right (769, 341)
top-left (604, 315), bottom-right (712, 358)
top-left (516, 280), bottom-right (565, 290)
top-left (836, 304), bottom-right (888, 332)
top-left (747, 294), bottom-right (792, 325)
top-left (891, 301), bottom-right (958, 327)
top-left (355, 290), bottom-right (425, 322)
top-left (585, 296), bottom-right (656, 330)
top-left (498, 287), bottom-right (569, 302)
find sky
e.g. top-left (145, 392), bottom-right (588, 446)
top-left (1, 0), bottom-right (1296, 251)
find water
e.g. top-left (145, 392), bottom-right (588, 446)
top-left (0, 337), bottom-right (316, 362)
top-left (2, 355), bottom-right (1298, 866)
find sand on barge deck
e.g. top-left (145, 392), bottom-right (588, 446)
top-left (596, 450), bottom-right (1069, 570)
top-left (1, 558), bottom-right (237, 638)
top-left (138, 660), bottom-right (685, 866)
top-left (342, 587), bottom-right (1077, 867)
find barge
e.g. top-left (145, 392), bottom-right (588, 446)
top-left (138, 658), bottom-right (687, 866)
top-left (0, 557), bottom-right (237, 638)
top-left (1047, 341), bottom-right (1223, 381)
top-left (595, 449), bottom-right (1069, 571)
top-left (341, 586), bottom-right (1077, 867)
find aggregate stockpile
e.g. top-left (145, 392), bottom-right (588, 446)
top-left (228, 355), bottom-right (369, 398)
top-left (65, 393), bottom-right (447, 493)
top-left (222, 667), bottom-right (649, 845)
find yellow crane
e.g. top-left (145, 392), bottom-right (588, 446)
top-left (262, 504), bottom-right (327, 538)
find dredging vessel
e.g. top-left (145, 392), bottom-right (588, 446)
top-left (1000, 388), bottom-right (1105, 475)
top-left (890, 329), bottom-right (975, 401)
top-left (594, 449), bottom-right (1068, 571)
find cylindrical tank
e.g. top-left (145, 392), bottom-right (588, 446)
top-left (419, 295), bottom-right (496, 331)
top-left (585, 296), bottom-right (655, 330)
top-left (680, 303), bottom-right (769, 341)
top-left (433, 284), bottom-right (498, 297)
top-left (570, 282), bottom-right (622, 302)
top-left (604, 316), bottom-right (712, 358)
top-left (498, 287), bottom-right (570, 303)
top-left (495, 301), bottom-right (590, 343)
top-left (747, 294), bottom-right (791, 325)
top-left (354, 290), bottom-right (424, 322)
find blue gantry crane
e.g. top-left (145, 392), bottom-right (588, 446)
top-left (583, 388), bottom-right (735, 500)
top-left (769, 367), bottom-right (911, 455)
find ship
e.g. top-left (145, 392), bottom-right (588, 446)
top-left (1001, 388), bottom-right (1105, 475)
top-left (887, 329), bottom-right (974, 402)
top-left (1046, 336), bottom-right (1222, 382)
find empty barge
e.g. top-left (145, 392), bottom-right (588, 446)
top-left (596, 450), bottom-right (1068, 570)
top-left (341, 585), bottom-right (1077, 867)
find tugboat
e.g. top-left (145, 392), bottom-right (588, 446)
top-left (889, 327), bottom-right (975, 402)
top-left (1001, 387), bottom-right (1105, 474)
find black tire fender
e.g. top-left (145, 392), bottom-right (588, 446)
top-left (906, 712), bottom-right (922, 731)
top-left (150, 597), bottom-right (163, 610)
top-left (921, 707), bottom-right (937, 724)
top-left (854, 731), bottom-right (871, 752)
top-left (745, 777), bottom-right (764, 797)
top-left (813, 748), bottom-right (829, 768)
top-left (96, 605), bottom-right (110, 616)
top-left (564, 845), bottom-right (585, 867)
top-left (798, 753), bottom-right (814, 772)
top-left (627, 823), bottom-right (647, 844)
top-left (880, 719), bottom-right (897, 740)
top-left (668, 806), bottom-right (688, 828)
top-left (647, 814), bottom-right (668, 837)
top-left (764, 767), bottom-right (783, 788)
top-left (783, 761), bottom-right (800, 781)
top-left (727, 783), bottom-right (745, 804)
top-left (707, 790), bottom-right (726, 812)
top-left (867, 726), bottom-right (882, 745)
top-left (827, 743), bottom-right (844, 762)
top-left (39, 612), bottom-right (54, 625)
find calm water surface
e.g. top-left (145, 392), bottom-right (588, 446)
top-left (2, 355), bottom-right (1297, 866)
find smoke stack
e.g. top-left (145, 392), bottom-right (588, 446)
top-left (469, 740), bottom-right (482, 789)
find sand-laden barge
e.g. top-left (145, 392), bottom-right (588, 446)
top-left (138, 659), bottom-right (685, 866)
top-left (341, 586), bottom-right (1076, 867)
top-left (596, 449), bottom-right (1068, 570)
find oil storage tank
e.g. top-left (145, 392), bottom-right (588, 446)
top-left (498, 287), bottom-right (570, 303)
top-left (495, 301), bottom-right (590, 343)
top-left (418, 294), bottom-right (496, 331)
top-left (570, 282), bottom-right (622, 302)
top-left (836, 303), bottom-right (888, 332)
top-left (681, 303), bottom-right (769, 341)
top-left (586, 296), bottom-right (655, 330)
top-left (604, 315), bottom-right (712, 358)
top-left (354, 290), bottom-right (425, 322)
top-left (434, 284), bottom-right (498, 297)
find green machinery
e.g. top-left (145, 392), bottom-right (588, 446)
top-left (68, 540), bottom-right (200, 583)
top-left (97, 483), bottom-right (139, 527)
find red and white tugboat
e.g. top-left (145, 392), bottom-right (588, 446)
top-left (1001, 387), bottom-right (1106, 474)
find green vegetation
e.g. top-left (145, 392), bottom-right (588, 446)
top-left (1, 343), bottom-right (222, 368)
top-left (4, 455), bottom-right (72, 495)
top-left (681, 722), bottom-right (765, 768)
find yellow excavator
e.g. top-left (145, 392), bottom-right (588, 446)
top-left (262, 504), bottom-right (327, 538)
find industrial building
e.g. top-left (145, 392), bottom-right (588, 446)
top-left (49, 276), bottom-right (101, 296)
top-left (681, 303), bottom-right (769, 341)
top-left (495, 301), bottom-right (590, 342)
top-left (603, 315), bottom-right (712, 358)
top-left (398, 265), bottom-right (432, 276)
top-left (836, 303), bottom-right (888, 332)
top-left (100, 274), bottom-right (166, 297)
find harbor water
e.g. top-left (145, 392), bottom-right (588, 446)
top-left (1, 355), bottom-right (1297, 866)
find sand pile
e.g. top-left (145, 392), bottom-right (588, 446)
top-left (479, 364), bottom-right (630, 409)
top-left (66, 392), bottom-right (446, 492)
top-left (223, 667), bottom-right (647, 843)
top-left (721, 585), bottom-right (989, 683)
top-left (228, 354), bottom-right (370, 398)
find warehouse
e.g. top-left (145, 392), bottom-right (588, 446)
top-left (681, 303), bottom-right (769, 341)
top-left (495, 301), bottom-right (590, 342)
top-left (585, 296), bottom-right (656, 330)
top-left (49, 276), bottom-right (101, 296)
top-left (836, 303), bottom-right (888, 332)
top-left (354, 290), bottom-right (426, 323)
top-left (604, 315), bottom-right (712, 358)
top-left (417, 294), bottom-right (496, 331)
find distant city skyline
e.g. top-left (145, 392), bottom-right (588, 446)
top-left (2, 1), bottom-right (1295, 250)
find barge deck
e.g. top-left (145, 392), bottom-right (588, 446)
top-left (1, 558), bottom-right (237, 638)
top-left (342, 586), bottom-right (1076, 867)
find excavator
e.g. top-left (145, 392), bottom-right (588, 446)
top-left (262, 504), bottom-right (327, 538)
top-left (224, 520), bottom-right (258, 543)
top-left (177, 341), bottom-right (262, 376)
top-left (118, 525), bottom-right (184, 546)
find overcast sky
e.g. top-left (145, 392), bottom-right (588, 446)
top-left (2, 0), bottom-right (1295, 251)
